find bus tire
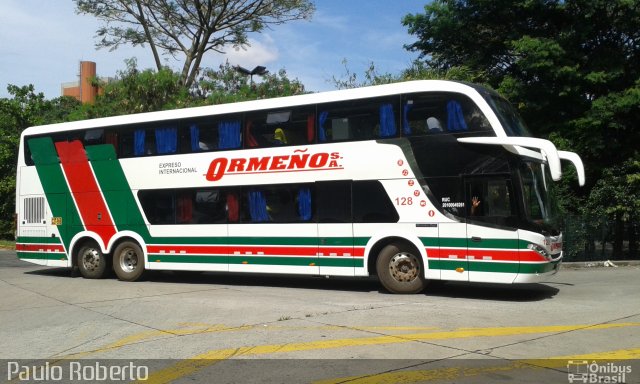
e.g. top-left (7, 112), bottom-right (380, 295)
top-left (77, 241), bottom-right (109, 279)
top-left (376, 242), bottom-right (426, 294)
top-left (113, 241), bottom-right (145, 282)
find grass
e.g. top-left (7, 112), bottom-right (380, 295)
top-left (0, 240), bottom-right (15, 250)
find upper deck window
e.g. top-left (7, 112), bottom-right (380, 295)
top-left (401, 92), bottom-right (492, 136)
top-left (317, 97), bottom-right (399, 142)
top-left (245, 107), bottom-right (315, 147)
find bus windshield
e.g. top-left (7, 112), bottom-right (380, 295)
top-left (518, 161), bottom-right (560, 232)
top-left (484, 94), bottom-right (532, 137)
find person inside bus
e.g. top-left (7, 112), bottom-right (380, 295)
top-left (426, 117), bottom-right (443, 133)
top-left (273, 128), bottom-right (288, 145)
top-left (470, 196), bottom-right (481, 216)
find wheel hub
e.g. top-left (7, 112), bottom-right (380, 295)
top-left (81, 249), bottom-right (101, 272)
top-left (120, 248), bottom-right (138, 273)
top-left (389, 252), bottom-right (420, 282)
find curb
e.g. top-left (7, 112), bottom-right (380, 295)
top-left (562, 260), bottom-right (640, 269)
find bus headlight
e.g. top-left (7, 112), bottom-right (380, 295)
top-left (528, 243), bottom-right (551, 260)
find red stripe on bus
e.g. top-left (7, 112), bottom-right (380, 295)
top-left (430, 248), bottom-right (548, 263)
top-left (147, 245), bottom-right (228, 255)
top-left (16, 243), bottom-right (65, 252)
top-left (319, 246), bottom-right (364, 257)
top-left (147, 244), bottom-right (364, 257)
top-left (55, 140), bottom-right (117, 247)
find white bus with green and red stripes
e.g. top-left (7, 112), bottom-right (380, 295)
top-left (15, 80), bottom-right (585, 293)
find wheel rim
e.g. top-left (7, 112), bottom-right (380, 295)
top-left (388, 252), bottom-right (420, 283)
top-left (81, 248), bottom-right (102, 272)
top-left (119, 247), bottom-right (139, 273)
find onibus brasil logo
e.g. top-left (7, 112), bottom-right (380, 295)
top-left (567, 360), bottom-right (632, 383)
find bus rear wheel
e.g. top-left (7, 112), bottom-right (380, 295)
top-left (376, 242), bottom-right (426, 294)
top-left (113, 241), bottom-right (145, 282)
top-left (77, 241), bottom-right (109, 279)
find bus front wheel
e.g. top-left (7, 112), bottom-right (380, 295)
top-left (376, 243), bottom-right (426, 294)
top-left (77, 241), bottom-right (109, 279)
top-left (113, 241), bottom-right (145, 282)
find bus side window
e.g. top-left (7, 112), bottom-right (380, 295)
top-left (465, 178), bottom-right (516, 227)
top-left (353, 180), bottom-right (398, 223)
top-left (181, 122), bottom-right (217, 153)
top-left (139, 190), bottom-right (174, 224)
top-left (244, 107), bottom-right (313, 148)
top-left (316, 181), bottom-right (351, 223)
top-left (155, 126), bottom-right (178, 154)
top-left (218, 120), bottom-right (242, 149)
top-left (318, 97), bottom-right (399, 143)
top-left (240, 184), bottom-right (314, 223)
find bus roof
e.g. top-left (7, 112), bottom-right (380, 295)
top-left (22, 80), bottom-right (484, 137)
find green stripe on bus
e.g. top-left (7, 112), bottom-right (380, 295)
top-left (420, 237), bottom-right (439, 247)
top-left (436, 237), bottom-right (529, 249)
top-left (85, 144), bottom-right (151, 241)
top-left (423, 237), bottom-right (528, 250)
top-left (437, 237), bottom-right (467, 248)
top-left (27, 137), bottom-right (83, 250)
top-left (17, 252), bottom-right (68, 261)
top-left (16, 236), bottom-right (63, 244)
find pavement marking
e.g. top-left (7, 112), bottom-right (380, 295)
top-left (137, 322), bottom-right (640, 384)
top-left (312, 347), bottom-right (640, 384)
top-left (58, 324), bottom-right (440, 359)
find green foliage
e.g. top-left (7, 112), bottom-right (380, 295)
top-left (585, 156), bottom-right (640, 223)
top-left (404, 0), bottom-right (640, 257)
top-left (403, 0), bottom-right (640, 196)
top-left (86, 59), bottom-right (191, 117)
top-left (0, 85), bottom-right (81, 238)
top-left (330, 59), bottom-right (486, 90)
top-left (198, 61), bottom-right (307, 103)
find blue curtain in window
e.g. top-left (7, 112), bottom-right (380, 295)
top-left (297, 187), bottom-right (312, 221)
top-left (155, 126), bottom-right (177, 154)
top-left (318, 111), bottom-right (329, 142)
top-left (134, 129), bottom-right (145, 156)
top-left (248, 190), bottom-right (269, 222)
top-left (379, 103), bottom-right (397, 138)
top-left (218, 120), bottom-right (241, 149)
top-left (447, 100), bottom-right (468, 131)
top-left (190, 124), bottom-right (200, 152)
top-left (402, 103), bottom-right (413, 135)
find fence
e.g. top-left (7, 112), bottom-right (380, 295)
top-left (563, 215), bottom-right (639, 261)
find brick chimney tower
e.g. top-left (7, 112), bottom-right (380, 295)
top-left (61, 61), bottom-right (99, 104)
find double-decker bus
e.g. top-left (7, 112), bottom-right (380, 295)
top-left (15, 80), bottom-right (584, 294)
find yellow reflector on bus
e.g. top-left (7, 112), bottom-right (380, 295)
top-left (456, 267), bottom-right (465, 273)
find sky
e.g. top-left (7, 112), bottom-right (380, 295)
top-left (0, 1), bottom-right (427, 100)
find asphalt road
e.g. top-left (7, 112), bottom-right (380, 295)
top-left (0, 250), bottom-right (638, 383)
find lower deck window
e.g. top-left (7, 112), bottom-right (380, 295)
top-left (138, 180), bottom-right (398, 225)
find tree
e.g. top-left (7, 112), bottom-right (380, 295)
top-left (403, 1), bottom-right (640, 259)
top-left (198, 61), bottom-right (306, 103)
top-left (403, 0), bottom-right (640, 192)
top-left (584, 156), bottom-right (640, 258)
top-left (75, 0), bottom-right (315, 88)
top-left (85, 58), bottom-right (192, 117)
top-left (0, 86), bottom-right (81, 238)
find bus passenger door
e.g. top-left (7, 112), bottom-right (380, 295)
top-left (316, 181), bottom-right (355, 276)
top-left (465, 177), bottom-right (520, 283)
top-left (438, 222), bottom-right (469, 281)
